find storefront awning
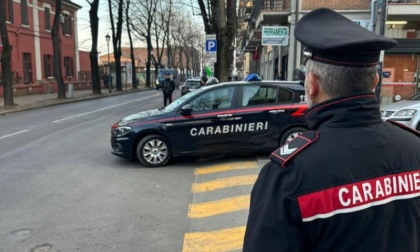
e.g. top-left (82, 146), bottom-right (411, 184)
top-left (386, 39), bottom-right (420, 54)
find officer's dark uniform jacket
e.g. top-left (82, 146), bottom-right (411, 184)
top-left (243, 92), bottom-right (420, 251)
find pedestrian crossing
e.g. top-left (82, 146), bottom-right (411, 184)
top-left (182, 160), bottom-right (265, 252)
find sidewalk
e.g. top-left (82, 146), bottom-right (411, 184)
top-left (0, 86), bottom-right (151, 115)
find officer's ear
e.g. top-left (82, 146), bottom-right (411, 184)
top-left (307, 72), bottom-right (329, 103)
top-left (306, 72), bottom-right (319, 99)
top-left (372, 72), bottom-right (379, 90)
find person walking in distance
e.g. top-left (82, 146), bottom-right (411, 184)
top-left (162, 71), bottom-right (175, 106)
top-left (243, 8), bottom-right (420, 252)
top-left (108, 73), bottom-right (113, 93)
top-left (102, 72), bottom-right (109, 89)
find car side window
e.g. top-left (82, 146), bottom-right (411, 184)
top-left (278, 88), bottom-right (293, 103)
top-left (242, 85), bottom-right (278, 106)
top-left (190, 87), bottom-right (234, 112)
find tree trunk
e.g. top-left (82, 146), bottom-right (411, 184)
top-left (89, 0), bottom-right (101, 94)
top-left (126, 0), bottom-right (138, 89)
top-left (0, 0), bottom-right (14, 106)
top-left (107, 0), bottom-right (124, 91)
top-left (52, 0), bottom-right (66, 99)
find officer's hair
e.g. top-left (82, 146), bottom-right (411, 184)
top-left (306, 59), bottom-right (377, 98)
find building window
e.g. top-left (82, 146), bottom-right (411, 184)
top-left (43, 55), bottom-right (53, 78)
top-left (23, 53), bottom-right (32, 84)
top-left (64, 57), bottom-right (74, 78)
top-left (62, 14), bottom-right (72, 36)
top-left (21, 0), bottom-right (28, 26)
top-left (44, 7), bottom-right (51, 31)
top-left (6, 0), bottom-right (14, 23)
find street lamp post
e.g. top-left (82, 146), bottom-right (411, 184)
top-left (105, 33), bottom-right (111, 93)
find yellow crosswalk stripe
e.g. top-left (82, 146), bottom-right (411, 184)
top-left (192, 175), bottom-right (258, 193)
top-left (183, 226), bottom-right (246, 252)
top-left (195, 161), bottom-right (258, 175)
top-left (188, 195), bottom-right (250, 218)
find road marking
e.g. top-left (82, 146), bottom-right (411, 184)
top-left (183, 226), bottom-right (246, 252)
top-left (195, 161), bottom-right (258, 175)
top-left (192, 175), bottom-right (258, 193)
top-left (53, 95), bottom-right (159, 123)
top-left (0, 129), bottom-right (30, 140)
top-left (188, 195), bottom-right (250, 218)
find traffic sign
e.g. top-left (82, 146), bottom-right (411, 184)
top-left (205, 34), bottom-right (217, 59)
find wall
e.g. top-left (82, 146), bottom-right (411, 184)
top-left (301, 0), bottom-right (369, 10)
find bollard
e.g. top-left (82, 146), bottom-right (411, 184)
top-left (68, 83), bottom-right (74, 98)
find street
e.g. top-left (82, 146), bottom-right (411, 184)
top-left (0, 90), bottom-right (265, 252)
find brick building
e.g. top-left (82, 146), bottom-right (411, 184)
top-left (1, 0), bottom-right (82, 86)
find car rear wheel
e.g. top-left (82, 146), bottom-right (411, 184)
top-left (280, 127), bottom-right (307, 146)
top-left (136, 135), bottom-right (172, 167)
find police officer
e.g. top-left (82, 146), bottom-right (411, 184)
top-left (162, 71), bottom-right (175, 106)
top-left (243, 8), bottom-right (420, 252)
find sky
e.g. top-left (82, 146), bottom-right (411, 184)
top-left (75, 1), bottom-right (116, 54)
top-left (74, 0), bottom-right (203, 56)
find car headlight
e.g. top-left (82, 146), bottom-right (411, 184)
top-left (395, 109), bottom-right (417, 117)
top-left (112, 126), bottom-right (133, 137)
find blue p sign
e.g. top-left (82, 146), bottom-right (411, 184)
top-left (206, 40), bottom-right (217, 52)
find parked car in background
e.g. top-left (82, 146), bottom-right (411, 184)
top-left (381, 92), bottom-right (420, 131)
top-left (111, 80), bottom-right (308, 167)
top-left (155, 68), bottom-right (180, 90)
top-left (181, 79), bottom-right (202, 96)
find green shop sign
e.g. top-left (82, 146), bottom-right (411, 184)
top-left (262, 26), bottom-right (289, 46)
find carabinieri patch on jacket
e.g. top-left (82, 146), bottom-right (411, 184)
top-left (270, 131), bottom-right (318, 168)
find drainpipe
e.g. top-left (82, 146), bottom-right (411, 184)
top-left (287, 0), bottom-right (297, 81)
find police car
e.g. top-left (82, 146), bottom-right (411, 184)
top-left (111, 80), bottom-right (308, 167)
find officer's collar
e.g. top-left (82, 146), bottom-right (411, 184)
top-left (305, 92), bottom-right (382, 130)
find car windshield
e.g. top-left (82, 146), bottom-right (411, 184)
top-left (162, 88), bottom-right (206, 112)
top-left (157, 70), bottom-right (168, 79)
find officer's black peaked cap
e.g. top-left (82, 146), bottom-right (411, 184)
top-left (295, 8), bottom-right (397, 67)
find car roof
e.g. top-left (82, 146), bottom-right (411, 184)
top-left (202, 80), bottom-right (305, 90)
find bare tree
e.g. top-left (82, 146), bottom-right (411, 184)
top-left (169, 11), bottom-right (203, 80)
top-left (0, 0), bottom-right (14, 107)
top-left (87, 0), bottom-right (101, 94)
top-left (197, 0), bottom-right (237, 81)
top-left (52, 0), bottom-right (66, 99)
top-left (108, 0), bottom-right (124, 91)
top-left (125, 0), bottom-right (138, 89)
top-left (129, 0), bottom-right (159, 88)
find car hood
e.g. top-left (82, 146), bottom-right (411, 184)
top-left (382, 100), bottom-right (420, 111)
top-left (118, 109), bottom-right (167, 126)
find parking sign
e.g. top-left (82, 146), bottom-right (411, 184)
top-left (205, 34), bottom-right (217, 58)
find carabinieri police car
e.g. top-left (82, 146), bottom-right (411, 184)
top-left (111, 80), bottom-right (308, 167)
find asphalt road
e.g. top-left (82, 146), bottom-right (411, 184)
top-left (0, 89), bottom-right (267, 252)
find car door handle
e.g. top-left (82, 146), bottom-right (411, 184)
top-left (269, 110), bottom-right (285, 114)
top-left (217, 114), bottom-right (233, 118)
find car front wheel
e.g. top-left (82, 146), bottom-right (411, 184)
top-left (279, 127), bottom-right (307, 146)
top-left (136, 135), bottom-right (172, 167)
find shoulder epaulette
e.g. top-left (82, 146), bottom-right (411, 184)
top-left (270, 130), bottom-right (318, 168)
top-left (387, 120), bottom-right (420, 137)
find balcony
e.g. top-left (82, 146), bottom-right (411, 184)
top-left (387, 0), bottom-right (420, 40)
top-left (240, 0), bottom-right (290, 54)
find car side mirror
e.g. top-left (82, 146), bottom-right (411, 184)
top-left (181, 104), bottom-right (192, 115)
